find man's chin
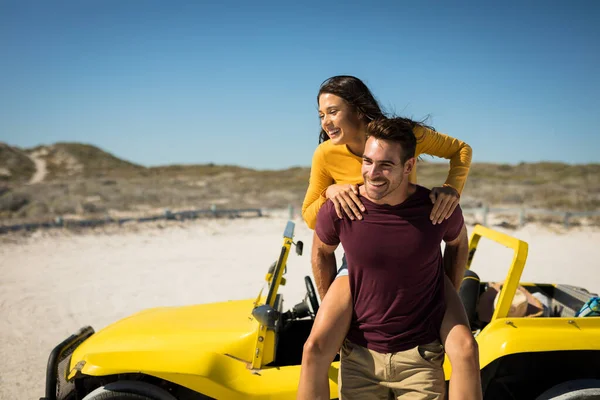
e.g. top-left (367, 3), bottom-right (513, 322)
top-left (365, 188), bottom-right (386, 201)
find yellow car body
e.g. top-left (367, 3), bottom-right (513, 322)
top-left (41, 223), bottom-right (600, 400)
top-left (442, 226), bottom-right (600, 385)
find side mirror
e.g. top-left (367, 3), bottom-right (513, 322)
top-left (252, 304), bottom-right (280, 330)
top-left (295, 240), bottom-right (303, 256)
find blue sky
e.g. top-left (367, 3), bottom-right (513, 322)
top-left (1, 0), bottom-right (599, 169)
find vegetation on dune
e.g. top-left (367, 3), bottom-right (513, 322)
top-left (0, 142), bottom-right (598, 223)
top-left (417, 161), bottom-right (600, 211)
top-left (40, 142), bottom-right (146, 180)
top-left (0, 143), bottom-right (35, 183)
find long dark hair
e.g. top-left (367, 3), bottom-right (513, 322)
top-left (317, 75), bottom-right (435, 144)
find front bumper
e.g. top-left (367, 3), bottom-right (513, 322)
top-left (40, 326), bottom-right (95, 400)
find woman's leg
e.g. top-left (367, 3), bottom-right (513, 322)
top-left (297, 275), bottom-right (353, 400)
top-left (440, 275), bottom-right (483, 400)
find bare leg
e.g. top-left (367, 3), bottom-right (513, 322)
top-left (297, 276), bottom-right (353, 400)
top-left (440, 275), bottom-right (483, 400)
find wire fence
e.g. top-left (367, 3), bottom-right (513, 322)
top-left (0, 206), bottom-right (263, 235)
top-left (1, 204), bottom-right (599, 235)
top-left (462, 206), bottom-right (600, 229)
top-left (284, 204), bottom-right (599, 229)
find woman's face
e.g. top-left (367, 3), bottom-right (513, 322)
top-left (318, 93), bottom-right (365, 145)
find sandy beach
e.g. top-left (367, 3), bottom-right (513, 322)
top-left (1, 213), bottom-right (600, 400)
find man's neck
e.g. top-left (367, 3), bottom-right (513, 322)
top-left (359, 182), bottom-right (417, 206)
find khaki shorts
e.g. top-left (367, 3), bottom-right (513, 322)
top-left (339, 339), bottom-right (446, 400)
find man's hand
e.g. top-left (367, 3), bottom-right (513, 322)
top-left (326, 184), bottom-right (365, 221)
top-left (430, 186), bottom-right (460, 225)
top-left (311, 232), bottom-right (339, 300)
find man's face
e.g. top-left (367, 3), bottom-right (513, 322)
top-left (361, 137), bottom-right (412, 202)
top-left (318, 93), bottom-right (364, 145)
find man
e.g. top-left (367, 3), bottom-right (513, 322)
top-left (312, 117), bottom-right (469, 399)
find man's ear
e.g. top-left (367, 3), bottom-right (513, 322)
top-left (404, 157), bottom-right (416, 175)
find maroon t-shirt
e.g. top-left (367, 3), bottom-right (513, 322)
top-left (316, 185), bottom-right (464, 353)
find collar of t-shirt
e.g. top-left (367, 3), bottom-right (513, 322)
top-left (358, 185), bottom-right (428, 210)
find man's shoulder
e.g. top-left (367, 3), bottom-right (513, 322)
top-left (316, 199), bottom-right (339, 220)
top-left (315, 199), bottom-right (342, 245)
top-left (414, 184), bottom-right (432, 196)
top-left (407, 185), bottom-right (434, 208)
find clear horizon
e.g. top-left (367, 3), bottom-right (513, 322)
top-left (1, 1), bottom-right (599, 169)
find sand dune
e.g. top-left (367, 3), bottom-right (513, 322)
top-left (1, 214), bottom-right (599, 399)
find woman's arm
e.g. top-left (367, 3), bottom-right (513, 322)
top-left (416, 126), bottom-right (472, 194)
top-left (302, 146), bottom-right (334, 230)
top-left (415, 126), bottom-right (473, 223)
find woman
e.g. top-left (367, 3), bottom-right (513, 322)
top-left (297, 76), bottom-right (482, 400)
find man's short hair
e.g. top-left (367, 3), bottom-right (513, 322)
top-left (366, 117), bottom-right (417, 164)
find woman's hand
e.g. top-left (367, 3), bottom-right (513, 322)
top-left (325, 184), bottom-right (365, 220)
top-left (429, 186), bottom-right (460, 225)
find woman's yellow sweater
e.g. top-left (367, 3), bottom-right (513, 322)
top-left (301, 126), bottom-right (472, 229)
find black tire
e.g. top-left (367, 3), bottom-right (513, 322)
top-left (536, 379), bottom-right (600, 400)
top-left (82, 391), bottom-right (150, 400)
top-left (82, 381), bottom-right (177, 400)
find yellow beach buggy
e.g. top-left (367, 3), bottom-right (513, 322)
top-left (41, 222), bottom-right (600, 400)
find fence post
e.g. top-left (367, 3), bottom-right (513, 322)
top-left (519, 208), bottom-right (526, 228)
top-left (564, 212), bottom-right (571, 229)
top-left (482, 205), bottom-right (489, 226)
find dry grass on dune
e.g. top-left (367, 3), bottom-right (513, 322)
top-left (417, 161), bottom-right (600, 210)
top-left (0, 167), bottom-right (311, 223)
top-left (0, 142), bottom-right (598, 224)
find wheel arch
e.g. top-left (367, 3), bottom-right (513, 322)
top-left (481, 350), bottom-right (600, 399)
top-left (76, 373), bottom-right (215, 400)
